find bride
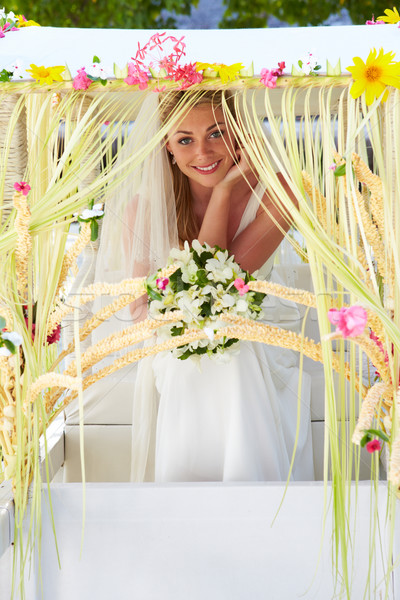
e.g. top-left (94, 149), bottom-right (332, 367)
top-left (95, 89), bottom-right (314, 483)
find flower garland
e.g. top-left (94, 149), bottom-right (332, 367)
top-left (1, 10), bottom-right (400, 107)
top-left (146, 241), bottom-right (266, 363)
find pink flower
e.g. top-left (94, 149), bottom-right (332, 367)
top-left (328, 163), bottom-right (337, 170)
top-left (156, 277), bottom-right (169, 290)
top-left (366, 439), bottom-right (382, 453)
top-left (72, 68), bottom-right (92, 91)
top-left (366, 17), bottom-right (385, 24)
top-left (153, 85), bottom-right (167, 93)
top-left (233, 278), bottom-right (249, 296)
top-left (103, 120), bottom-right (110, 126)
top-left (14, 181), bottom-right (31, 196)
top-left (328, 305), bottom-right (367, 338)
top-left (124, 63), bottom-right (149, 90)
top-left (259, 68), bottom-right (277, 89)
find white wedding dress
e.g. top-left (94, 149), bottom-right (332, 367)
top-left (131, 186), bottom-right (315, 483)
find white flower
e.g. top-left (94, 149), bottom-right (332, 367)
top-left (2, 331), bottom-right (23, 346)
top-left (169, 241), bottom-right (191, 266)
top-left (8, 59), bottom-right (28, 80)
top-left (79, 204), bottom-right (104, 220)
top-left (181, 261), bottom-right (198, 284)
top-left (0, 7), bottom-right (6, 19)
top-left (191, 239), bottom-right (206, 254)
top-left (6, 10), bottom-right (15, 21)
top-left (0, 347), bottom-right (12, 357)
top-left (236, 299), bottom-right (248, 313)
top-left (176, 290), bottom-right (202, 321)
top-left (300, 52), bottom-right (318, 75)
top-left (86, 63), bottom-right (112, 80)
top-left (206, 255), bottom-right (233, 283)
top-left (148, 299), bottom-right (165, 318)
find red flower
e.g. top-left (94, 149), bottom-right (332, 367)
top-left (47, 323), bottom-right (61, 345)
top-left (166, 62), bottom-right (202, 89)
top-left (366, 439), bottom-right (382, 453)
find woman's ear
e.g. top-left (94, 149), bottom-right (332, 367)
top-left (166, 141), bottom-right (171, 153)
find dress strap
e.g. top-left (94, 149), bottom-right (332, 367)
top-left (232, 183), bottom-right (264, 240)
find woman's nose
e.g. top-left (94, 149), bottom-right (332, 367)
top-left (196, 139), bottom-right (211, 157)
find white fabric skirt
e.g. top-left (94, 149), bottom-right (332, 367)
top-left (152, 337), bottom-right (314, 483)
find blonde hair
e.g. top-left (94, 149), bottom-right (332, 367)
top-left (159, 90), bottom-right (236, 245)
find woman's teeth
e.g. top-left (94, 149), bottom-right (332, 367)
top-left (194, 161), bottom-right (219, 172)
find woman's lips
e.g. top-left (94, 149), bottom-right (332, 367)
top-left (192, 160), bottom-right (221, 174)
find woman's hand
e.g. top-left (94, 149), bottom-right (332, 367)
top-left (215, 148), bottom-right (253, 192)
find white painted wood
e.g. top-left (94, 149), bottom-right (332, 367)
top-left (26, 482), bottom-right (394, 600)
top-left (0, 25), bottom-right (398, 76)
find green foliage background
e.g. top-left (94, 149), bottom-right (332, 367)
top-left (6, 0), bottom-right (393, 28)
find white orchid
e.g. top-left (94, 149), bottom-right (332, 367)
top-left (180, 261), bottom-right (198, 284)
top-left (206, 255), bottom-right (234, 283)
top-left (176, 290), bottom-right (202, 321)
top-left (0, 7), bottom-right (6, 19)
top-left (6, 10), bottom-right (15, 21)
top-left (236, 298), bottom-right (249, 313)
top-left (169, 240), bottom-right (191, 266)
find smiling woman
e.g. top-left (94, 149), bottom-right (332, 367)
top-left (159, 90), bottom-right (295, 273)
top-left (94, 89), bottom-right (314, 483)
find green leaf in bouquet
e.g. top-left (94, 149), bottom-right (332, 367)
top-left (177, 348), bottom-right (193, 360)
top-left (196, 269), bottom-right (209, 286)
top-left (146, 284), bottom-right (162, 302)
top-left (0, 316), bottom-right (6, 329)
top-left (201, 303), bottom-right (212, 317)
top-left (170, 325), bottom-right (184, 337)
top-left (222, 337), bottom-right (239, 349)
top-left (169, 269), bottom-right (186, 292)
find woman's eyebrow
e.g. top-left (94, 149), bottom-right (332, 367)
top-left (173, 122), bottom-right (226, 136)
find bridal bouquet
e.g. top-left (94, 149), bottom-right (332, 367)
top-left (147, 240), bottom-right (266, 361)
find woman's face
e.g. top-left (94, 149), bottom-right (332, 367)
top-left (166, 104), bottom-right (237, 189)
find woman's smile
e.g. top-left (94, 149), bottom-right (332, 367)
top-left (191, 160), bottom-right (222, 174)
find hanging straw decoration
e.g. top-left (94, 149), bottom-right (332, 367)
top-left (0, 73), bottom-right (399, 600)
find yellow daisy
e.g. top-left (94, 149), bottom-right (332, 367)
top-left (346, 48), bottom-right (400, 105)
top-left (377, 7), bottom-right (400, 23)
top-left (196, 62), bottom-right (244, 83)
top-left (26, 64), bottom-right (65, 85)
top-left (16, 15), bottom-right (40, 27)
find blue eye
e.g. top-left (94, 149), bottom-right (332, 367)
top-left (210, 130), bottom-right (223, 138)
top-left (178, 137), bottom-right (192, 145)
